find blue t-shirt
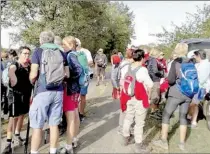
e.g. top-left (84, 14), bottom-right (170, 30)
top-left (31, 47), bottom-right (68, 94)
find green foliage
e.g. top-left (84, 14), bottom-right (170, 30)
top-left (1, 0), bottom-right (134, 57)
top-left (152, 3), bottom-right (210, 58)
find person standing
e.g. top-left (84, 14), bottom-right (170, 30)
top-left (94, 48), bottom-right (107, 86)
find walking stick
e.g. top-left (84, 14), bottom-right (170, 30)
top-left (24, 82), bottom-right (37, 154)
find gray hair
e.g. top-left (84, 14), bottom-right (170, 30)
top-left (39, 31), bottom-right (55, 44)
top-left (194, 49), bottom-right (206, 60)
top-left (54, 36), bottom-right (62, 46)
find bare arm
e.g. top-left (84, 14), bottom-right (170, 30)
top-left (30, 64), bottom-right (39, 84)
top-left (8, 65), bottom-right (17, 87)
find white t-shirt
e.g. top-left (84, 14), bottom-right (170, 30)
top-left (120, 62), bottom-right (154, 91)
top-left (80, 48), bottom-right (93, 64)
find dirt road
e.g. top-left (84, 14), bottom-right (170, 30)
top-left (1, 71), bottom-right (210, 153)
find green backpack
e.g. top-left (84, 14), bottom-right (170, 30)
top-left (71, 51), bottom-right (89, 72)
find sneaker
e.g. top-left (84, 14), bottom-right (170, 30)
top-left (188, 123), bottom-right (197, 129)
top-left (13, 135), bottom-right (25, 146)
top-left (2, 143), bottom-right (12, 154)
top-left (152, 139), bottom-right (169, 150)
top-left (150, 111), bottom-right (162, 120)
top-left (135, 143), bottom-right (150, 153)
top-left (96, 82), bottom-right (100, 86)
top-left (120, 136), bottom-right (129, 146)
top-left (72, 138), bottom-right (79, 148)
top-left (79, 113), bottom-right (86, 122)
top-left (58, 147), bottom-right (74, 154)
top-left (178, 142), bottom-right (185, 151)
top-left (128, 135), bottom-right (135, 144)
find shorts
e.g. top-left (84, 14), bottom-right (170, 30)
top-left (192, 93), bottom-right (200, 104)
top-left (8, 92), bottom-right (30, 117)
top-left (96, 67), bottom-right (105, 76)
top-left (63, 88), bottom-right (79, 112)
top-left (80, 84), bottom-right (89, 95)
top-left (29, 91), bottom-right (63, 129)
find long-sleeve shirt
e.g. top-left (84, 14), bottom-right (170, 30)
top-left (66, 51), bottom-right (83, 95)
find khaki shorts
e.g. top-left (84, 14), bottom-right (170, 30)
top-left (96, 66), bottom-right (105, 76)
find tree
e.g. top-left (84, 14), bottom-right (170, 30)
top-left (1, 0), bottom-right (134, 57)
top-left (153, 3), bottom-right (210, 58)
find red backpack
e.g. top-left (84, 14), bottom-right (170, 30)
top-left (112, 55), bottom-right (121, 64)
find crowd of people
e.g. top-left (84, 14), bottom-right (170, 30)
top-left (1, 30), bottom-right (210, 154)
top-left (110, 43), bottom-right (210, 153)
top-left (1, 31), bottom-right (108, 154)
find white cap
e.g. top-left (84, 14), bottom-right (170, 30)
top-left (187, 49), bottom-right (198, 59)
top-left (75, 38), bottom-right (81, 47)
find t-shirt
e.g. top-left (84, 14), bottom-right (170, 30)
top-left (31, 47), bottom-right (68, 94)
top-left (80, 48), bottom-right (93, 64)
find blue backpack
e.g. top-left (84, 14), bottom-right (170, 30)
top-left (177, 62), bottom-right (199, 98)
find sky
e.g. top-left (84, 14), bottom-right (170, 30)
top-left (1, 1), bottom-right (210, 48)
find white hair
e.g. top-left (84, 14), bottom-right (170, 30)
top-left (39, 31), bottom-right (55, 44)
top-left (54, 36), bottom-right (62, 46)
top-left (75, 38), bottom-right (81, 47)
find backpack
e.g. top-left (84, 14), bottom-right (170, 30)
top-left (68, 51), bottom-right (90, 87)
top-left (97, 54), bottom-right (106, 67)
top-left (2, 61), bottom-right (13, 87)
top-left (112, 55), bottom-right (121, 64)
top-left (40, 48), bottom-right (65, 90)
top-left (123, 65), bottom-right (141, 97)
top-left (177, 62), bottom-right (199, 98)
top-left (117, 62), bottom-right (130, 81)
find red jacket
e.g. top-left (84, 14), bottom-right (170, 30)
top-left (120, 81), bottom-right (150, 112)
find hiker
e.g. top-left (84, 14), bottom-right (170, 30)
top-left (187, 49), bottom-right (210, 128)
top-left (54, 35), bottom-right (68, 135)
top-left (120, 49), bottom-right (153, 153)
top-left (157, 52), bottom-right (168, 102)
top-left (118, 52), bottom-right (124, 61)
top-left (75, 38), bottom-right (93, 122)
top-left (29, 31), bottom-right (69, 154)
top-left (94, 48), bottom-right (108, 86)
top-left (111, 49), bottom-right (121, 99)
top-left (117, 48), bottom-right (134, 135)
top-left (62, 36), bottom-right (83, 153)
top-left (145, 48), bottom-right (163, 120)
top-left (2, 46), bottom-right (33, 154)
top-left (153, 43), bottom-right (195, 151)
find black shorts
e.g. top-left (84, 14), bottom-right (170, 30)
top-left (8, 91), bottom-right (30, 117)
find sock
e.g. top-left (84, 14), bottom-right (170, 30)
top-left (6, 139), bottom-right (12, 145)
top-left (65, 144), bottom-right (72, 150)
top-left (30, 150), bottom-right (38, 154)
top-left (15, 131), bottom-right (20, 135)
top-left (50, 148), bottom-right (57, 154)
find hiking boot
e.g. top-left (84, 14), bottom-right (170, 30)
top-left (152, 139), bottom-right (169, 150)
top-left (2, 143), bottom-right (12, 154)
top-left (135, 143), bottom-right (150, 153)
top-left (13, 135), bottom-right (25, 146)
top-left (120, 136), bottom-right (129, 146)
top-left (150, 111), bottom-right (162, 120)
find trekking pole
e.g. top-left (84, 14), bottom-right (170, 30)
top-left (24, 82), bottom-right (37, 154)
top-left (12, 89), bottom-right (15, 154)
